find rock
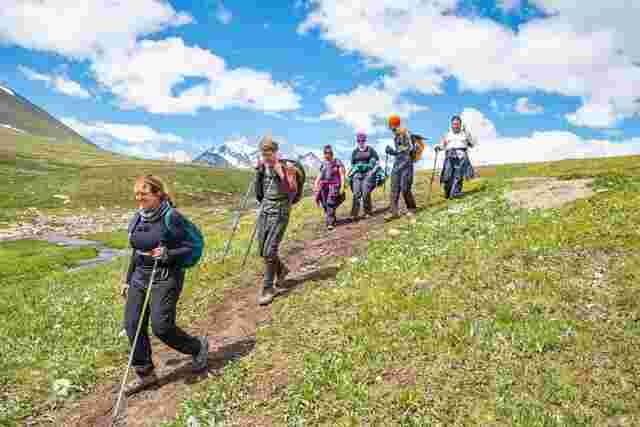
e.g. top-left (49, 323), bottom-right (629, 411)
top-left (414, 278), bottom-right (431, 288)
top-left (52, 378), bottom-right (73, 397)
top-left (388, 228), bottom-right (401, 237)
top-left (608, 416), bottom-right (627, 427)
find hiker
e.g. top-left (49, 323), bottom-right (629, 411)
top-left (435, 115), bottom-right (476, 198)
top-left (314, 144), bottom-right (346, 230)
top-left (254, 137), bottom-right (294, 305)
top-left (121, 175), bottom-right (208, 391)
top-left (385, 115), bottom-right (417, 219)
top-left (349, 132), bottom-right (380, 219)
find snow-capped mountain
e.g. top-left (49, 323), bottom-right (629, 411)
top-left (194, 137), bottom-right (324, 172)
top-left (0, 85), bottom-right (15, 96)
top-left (297, 152), bottom-right (323, 171)
top-left (193, 137), bottom-right (258, 168)
top-left (0, 123), bottom-right (26, 134)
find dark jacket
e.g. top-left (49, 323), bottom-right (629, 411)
top-left (126, 209), bottom-right (193, 286)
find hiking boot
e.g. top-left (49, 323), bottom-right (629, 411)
top-left (125, 369), bottom-right (157, 395)
top-left (385, 209), bottom-right (400, 221)
top-left (327, 224), bottom-right (335, 231)
top-left (258, 287), bottom-right (276, 305)
top-left (192, 336), bottom-right (209, 372)
top-left (406, 210), bottom-right (416, 217)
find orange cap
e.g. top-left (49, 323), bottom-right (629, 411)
top-left (388, 114), bottom-right (401, 129)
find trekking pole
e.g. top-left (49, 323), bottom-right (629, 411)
top-left (113, 257), bottom-right (159, 421)
top-left (221, 178), bottom-right (254, 263)
top-left (426, 150), bottom-right (439, 205)
top-left (383, 153), bottom-right (389, 196)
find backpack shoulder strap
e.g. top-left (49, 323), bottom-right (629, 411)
top-left (163, 207), bottom-right (176, 237)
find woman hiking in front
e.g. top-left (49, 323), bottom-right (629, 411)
top-left (254, 137), bottom-right (293, 305)
top-left (314, 144), bottom-right (346, 231)
top-left (121, 175), bottom-right (208, 392)
top-left (435, 115), bottom-right (476, 198)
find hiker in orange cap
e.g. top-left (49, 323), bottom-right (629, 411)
top-left (385, 114), bottom-right (418, 219)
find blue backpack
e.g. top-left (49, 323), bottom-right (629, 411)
top-left (128, 207), bottom-right (205, 269)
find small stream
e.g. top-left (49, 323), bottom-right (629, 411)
top-left (44, 233), bottom-right (129, 272)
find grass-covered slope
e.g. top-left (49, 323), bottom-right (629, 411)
top-left (165, 156), bottom-right (640, 426)
top-left (0, 128), bottom-right (253, 225)
top-left (2, 154), bottom-right (639, 426)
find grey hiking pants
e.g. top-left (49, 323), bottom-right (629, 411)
top-left (256, 200), bottom-right (290, 289)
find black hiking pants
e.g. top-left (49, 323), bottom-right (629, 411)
top-left (125, 266), bottom-right (201, 373)
top-left (389, 164), bottom-right (417, 215)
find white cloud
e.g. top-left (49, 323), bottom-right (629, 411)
top-left (62, 117), bottom-right (184, 145)
top-left (2, 2), bottom-right (300, 115)
top-left (321, 83), bottom-right (429, 134)
top-left (0, 0), bottom-right (192, 60)
top-left (216, 1), bottom-right (232, 24)
top-left (315, 71), bottom-right (431, 133)
top-left (92, 38), bottom-right (301, 114)
top-left (428, 108), bottom-right (640, 166)
top-left (515, 97), bottom-right (544, 115)
top-left (460, 108), bottom-right (498, 140)
top-left (19, 66), bottom-right (91, 99)
top-left (299, 0), bottom-right (640, 129)
top-left (530, 0), bottom-right (640, 63)
top-left (566, 102), bottom-right (617, 128)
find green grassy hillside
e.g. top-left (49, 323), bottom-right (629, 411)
top-left (2, 147), bottom-right (639, 426)
top-left (0, 128), bottom-right (252, 225)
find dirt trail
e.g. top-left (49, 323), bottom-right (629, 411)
top-left (506, 177), bottom-right (595, 209)
top-left (54, 205), bottom-right (391, 427)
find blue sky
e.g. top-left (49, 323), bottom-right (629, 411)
top-left (1, 0), bottom-right (639, 165)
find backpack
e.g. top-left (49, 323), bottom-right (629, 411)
top-left (128, 207), bottom-right (205, 269)
top-left (411, 134), bottom-right (427, 161)
top-left (280, 158), bottom-right (306, 205)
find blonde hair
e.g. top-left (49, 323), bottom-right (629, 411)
top-left (134, 175), bottom-right (173, 204)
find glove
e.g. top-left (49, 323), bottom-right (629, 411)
top-left (434, 146), bottom-right (442, 152)
top-left (120, 283), bottom-right (129, 299)
top-left (385, 146), bottom-right (394, 155)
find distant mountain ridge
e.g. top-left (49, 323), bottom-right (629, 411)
top-left (0, 83), bottom-right (96, 146)
top-left (194, 137), bottom-right (324, 172)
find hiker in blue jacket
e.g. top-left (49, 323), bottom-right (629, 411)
top-left (349, 132), bottom-right (380, 219)
top-left (121, 175), bottom-right (208, 391)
